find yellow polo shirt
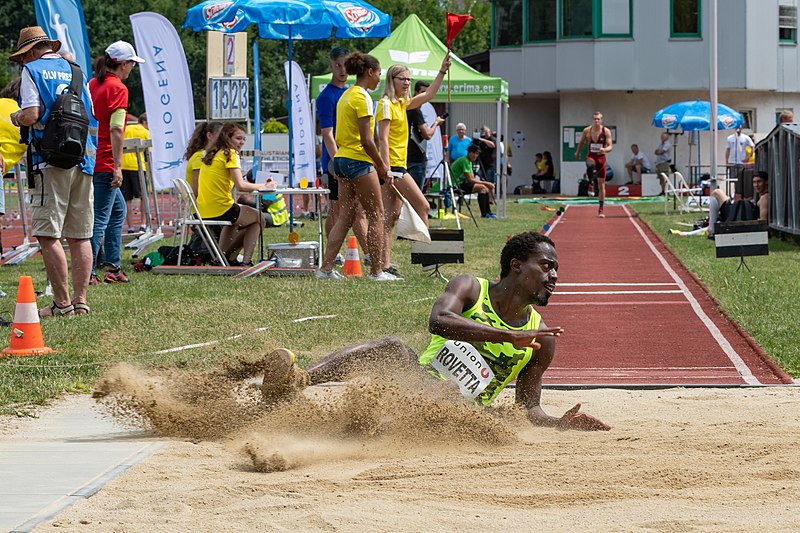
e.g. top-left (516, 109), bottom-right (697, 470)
top-left (196, 150), bottom-right (240, 219)
top-left (334, 85), bottom-right (375, 163)
top-left (376, 96), bottom-right (409, 168)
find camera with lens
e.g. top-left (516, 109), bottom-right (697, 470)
top-left (439, 111), bottom-right (449, 119)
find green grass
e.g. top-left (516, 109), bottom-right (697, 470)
top-left (0, 200), bottom-right (798, 414)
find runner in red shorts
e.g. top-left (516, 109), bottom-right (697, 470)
top-left (575, 112), bottom-right (613, 217)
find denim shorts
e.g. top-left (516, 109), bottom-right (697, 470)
top-left (333, 157), bottom-right (374, 181)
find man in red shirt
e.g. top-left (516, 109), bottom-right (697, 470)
top-left (88, 41), bottom-right (144, 284)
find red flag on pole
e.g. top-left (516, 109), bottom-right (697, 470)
top-left (446, 12), bottom-right (476, 48)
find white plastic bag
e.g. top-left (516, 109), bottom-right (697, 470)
top-left (393, 185), bottom-right (431, 244)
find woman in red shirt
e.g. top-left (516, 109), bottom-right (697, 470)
top-left (88, 41), bottom-right (144, 284)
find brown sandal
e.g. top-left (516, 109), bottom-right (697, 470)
top-left (72, 302), bottom-right (90, 315)
top-left (39, 301), bottom-right (75, 318)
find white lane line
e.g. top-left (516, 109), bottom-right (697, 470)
top-left (558, 282), bottom-right (678, 286)
top-left (556, 290), bottom-right (683, 295)
top-left (548, 301), bottom-right (689, 306)
top-left (293, 315), bottom-right (337, 323)
top-left (153, 327), bottom-right (269, 354)
top-left (544, 204), bottom-right (567, 237)
top-left (622, 204), bottom-right (759, 385)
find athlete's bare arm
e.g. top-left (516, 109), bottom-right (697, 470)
top-left (429, 274), bottom-right (562, 349)
top-left (575, 127), bottom-right (590, 159)
top-left (602, 126), bottom-right (613, 153)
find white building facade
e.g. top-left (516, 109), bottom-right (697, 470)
top-left (485, 0), bottom-right (799, 194)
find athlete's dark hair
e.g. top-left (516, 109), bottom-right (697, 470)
top-left (467, 144), bottom-right (481, 154)
top-left (94, 53), bottom-right (125, 84)
top-left (500, 232), bottom-right (555, 278)
top-left (202, 122), bottom-right (244, 165)
top-left (414, 80), bottom-right (430, 93)
top-left (344, 51), bottom-right (380, 77)
top-left (754, 170), bottom-right (769, 183)
top-left (184, 121), bottom-right (223, 161)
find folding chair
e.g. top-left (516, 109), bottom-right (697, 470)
top-left (662, 171), bottom-right (706, 214)
top-left (172, 178), bottom-right (230, 266)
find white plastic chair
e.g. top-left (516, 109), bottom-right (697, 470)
top-left (662, 171), bottom-right (706, 214)
top-left (172, 178), bottom-right (230, 266)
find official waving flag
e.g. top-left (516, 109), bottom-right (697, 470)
top-left (33, 0), bottom-right (93, 77)
top-left (446, 12), bottom-right (476, 48)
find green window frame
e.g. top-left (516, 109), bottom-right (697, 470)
top-left (526, 0), bottom-right (558, 42)
top-left (559, 0), bottom-right (632, 40)
top-left (670, 0), bottom-right (701, 38)
top-left (493, 0), bottom-right (524, 47)
top-left (779, 5), bottom-right (797, 44)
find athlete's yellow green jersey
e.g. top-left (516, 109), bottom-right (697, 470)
top-left (420, 277), bottom-right (542, 405)
top-left (334, 85), bottom-right (375, 164)
top-left (376, 96), bottom-right (409, 168)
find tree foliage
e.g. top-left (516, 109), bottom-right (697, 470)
top-left (0, 0), bottom-right (490, 121)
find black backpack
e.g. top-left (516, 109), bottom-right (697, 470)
top-left (35, 61), bottom-right (89, 169)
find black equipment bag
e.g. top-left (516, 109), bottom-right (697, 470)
top-left (36, 61), bottom-right (89, 169)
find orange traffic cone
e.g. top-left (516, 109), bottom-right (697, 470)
top-left (3, 276), bottom-right (56, 357)
top-left (342, 236), bottom-right (363, 277)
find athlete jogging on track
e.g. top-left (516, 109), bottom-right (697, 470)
top-left (575, 112), bottom-right (613, 218)
top-left (261, 231), bottom-right (610, 431)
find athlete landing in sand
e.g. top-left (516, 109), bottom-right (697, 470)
top-left (261, 231), bottom-right (610, 431)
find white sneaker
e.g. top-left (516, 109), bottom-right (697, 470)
top-left (367, 271), bottom-right (403, 281)
top-left (315, 269), bottom-right (345, 280)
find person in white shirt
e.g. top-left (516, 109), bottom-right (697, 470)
top-left (624, 144), bottom-right (651, 185)
top-left (654, 132), bottom-right (672, 195)
top-left (725, 126), bottom-right (755, 188)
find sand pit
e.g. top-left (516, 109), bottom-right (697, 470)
top-left (34, 363), bottom-right (800, 532)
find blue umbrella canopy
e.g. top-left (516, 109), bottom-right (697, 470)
top-left (184, 0), bottom-right (252, 33)
top-left (183, 0), bottom-right (391, 227)
top-left (652, 100), bottom-right (743, 131)
top-left (185, 0), bottom-right (391, 39)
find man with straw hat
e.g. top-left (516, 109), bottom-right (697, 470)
top-left (9, 26), bottom-right (96, 317)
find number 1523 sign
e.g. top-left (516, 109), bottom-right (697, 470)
top-left (208, 77), bottom-right (249, 120)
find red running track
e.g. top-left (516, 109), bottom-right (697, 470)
top-left (541, 203), bottom-right (792, 386)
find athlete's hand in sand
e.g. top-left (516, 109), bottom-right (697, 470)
top-left (557, 403), bottom-right (611, 431)
top-left (510, 326), bottom-right (563, 350)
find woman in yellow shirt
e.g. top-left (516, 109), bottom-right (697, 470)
top-left (376, 55), bottom-right (450, 273)
top-left (318, 51), bottom-right (391, 280)
top-left (183, 121), bottom-right (222, 196)
top-left (197, 122), bottom-right (264, 265)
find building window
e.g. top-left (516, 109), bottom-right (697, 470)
top-left (671, 0), bottom-right (700, 38)
top-left (527, 0), bottom-right (557, 42)
top-left (779, 5), bottom-right (797, 43)
top-left (494, 0), bottom-right (524, 47)
top-left (599, 0), bottom-right (632, 37)
top-left (738, 109), bottom-right (755, 133)
top-left (561, 0), bottom-right (593, 38)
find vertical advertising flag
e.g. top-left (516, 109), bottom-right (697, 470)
top-left (33, 0), bottom-right (93, 77)
top-left (131, 12), bottom-right (196, 191)
top-left (284, 61), bottom-right (316, 185)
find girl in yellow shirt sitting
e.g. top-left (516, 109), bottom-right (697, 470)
top-left (183, 121), bottom-right (223, 196)
top-left (197, 122), bottom-right (264, 265)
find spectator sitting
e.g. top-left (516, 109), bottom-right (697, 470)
top-left (624, 144), bottom-right (650, 185)
top-left (707, 171), bottom-right (769, 238)
top-left (532, 151), bottom-right (555, 193)
top-left (451, 144), bottom-right (496, 218)
top-left (196, 123), bottom-right (265, 265)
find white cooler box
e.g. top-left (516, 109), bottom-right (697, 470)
top-left (267, 241), bottom-right (319, 268)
